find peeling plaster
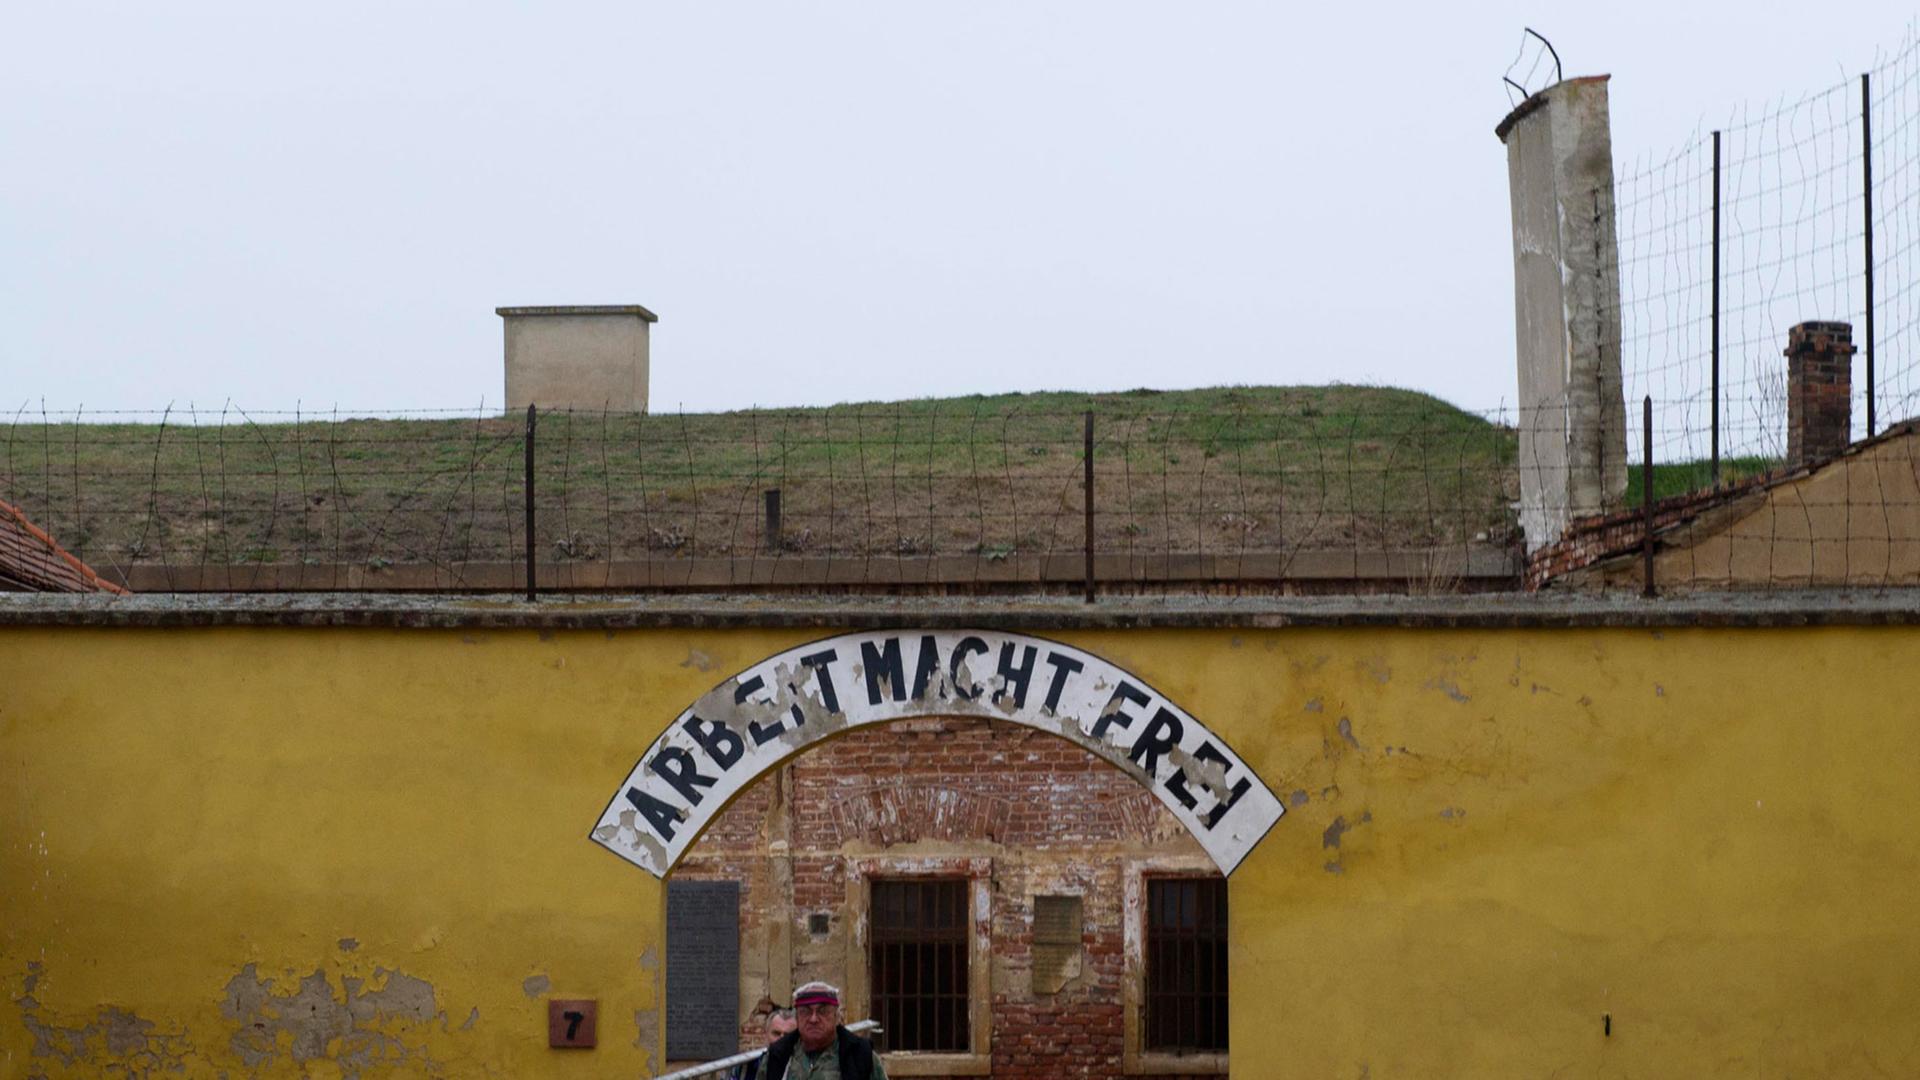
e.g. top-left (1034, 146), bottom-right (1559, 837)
top-left (1337, 717), bottom-right (1365, 751)
top-left (634, 1007), bottom-right (661, 1069)
top-left (1322, 810), bottom-right (1372, 850)
top-left (16, 966), bottom-right (193, 1074)
top-left (1423, 677), bottom-right (1471, 704)
top-left (521, 974), bottom-right (550, 999)
top-left (221, 963), bottom-right (446, 1077)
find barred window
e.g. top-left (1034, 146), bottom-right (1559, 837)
top-left (870, 878), bottom-right (970, 1052)
top-left (1144, 876), bottom-right (1228, 1052)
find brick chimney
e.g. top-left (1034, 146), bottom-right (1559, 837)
top-left (1785, 321), bottom-right (1855, 466)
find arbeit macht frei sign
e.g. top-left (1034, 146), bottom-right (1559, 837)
top-left (591, 630), bottom-right (1285, 876)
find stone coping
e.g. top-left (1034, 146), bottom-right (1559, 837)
top-left (1, 590), bottom-right (1916, 630)
top-left (495, 305), bottom-right (658, 321)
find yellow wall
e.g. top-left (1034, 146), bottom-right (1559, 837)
top-left (4, 623), bottom-right (1918, 1077)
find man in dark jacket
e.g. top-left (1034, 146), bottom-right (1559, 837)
top-left (731, 1007), bottom-right (797, 1080)
top-left (760, 981), bottom-right (887, 1080)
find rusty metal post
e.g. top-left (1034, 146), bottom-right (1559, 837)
top-left (1863, 72), bottom-right (1877, 438)
top-left (1641, 395), bottom-right (1655, 598)
top-left (764, 488), bottom-right (782, 553)
top-left (1711, 129), bottom-right (1722, 484)
top-left (525, 404), bottom-right (537, 602)
top-left (1083, 410), bottom-right (1095, 604)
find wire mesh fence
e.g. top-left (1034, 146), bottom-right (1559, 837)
top-left (0, 394), bottom-right (1525, 595)
top-left (1611, 31), bottom-right (1920, 469)
top-left (8, 37), bottom-right (1920, 598)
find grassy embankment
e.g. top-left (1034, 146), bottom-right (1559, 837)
top-left (4, 386), bottom-right (1525, 572)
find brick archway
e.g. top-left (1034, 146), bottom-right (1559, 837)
top-left (589, 629), bottom-right (1285, 877)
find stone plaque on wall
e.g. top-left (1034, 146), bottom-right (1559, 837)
top-left (1031, 894), bottom-right (1083, 994)
top-left (666, 879), bottom-right (740, 1061)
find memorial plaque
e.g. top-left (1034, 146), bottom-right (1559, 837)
top-left (666, 879), bottom-right (741, 1061)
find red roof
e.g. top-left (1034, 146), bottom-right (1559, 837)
top-left (0, 498), bottom-right (129, 594)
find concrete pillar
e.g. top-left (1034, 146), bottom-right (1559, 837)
top-left (1497, 77), bottom-right (1628, 551)
top-left (498, 304), bottom-right (657, 413)
top-left (1785, 321), bottom-right (1855, 466)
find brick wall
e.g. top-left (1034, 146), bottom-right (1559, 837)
top-left (673, 716), bottom-right (1227, 1079)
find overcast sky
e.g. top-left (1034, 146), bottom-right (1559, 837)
top-left (2, 3), bottom-right (1910, 417)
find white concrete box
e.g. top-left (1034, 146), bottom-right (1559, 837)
top-left (499, 304), bottom-right (658, 414)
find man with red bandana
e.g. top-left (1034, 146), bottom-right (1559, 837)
top-left (758, 981), bottom-right (887, 1080)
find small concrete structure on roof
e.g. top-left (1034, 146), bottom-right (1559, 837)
top-left (499, 303), bottom-right (658, 414)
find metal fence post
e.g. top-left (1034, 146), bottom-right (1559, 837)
top-left (1083, 410), bottom-right (1095, 604)
top-left (764, 488), bottom-right (782, 553)
top-left (1862, 71), bottom-right (1877, 438)
top-left (1642, 395), bottom-right (1656, 598)
top-left (1711, 129), bottom-right (1722, 485)
top-left (525, 404), bottom-right (537, 602)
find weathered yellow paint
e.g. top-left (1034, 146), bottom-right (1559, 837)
top-left (4, 624), bottom-right (1919, 1076)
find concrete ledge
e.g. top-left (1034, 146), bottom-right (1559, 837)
top-left (2, 590), bottom-right (1916, 630)
top-left (100, 549), bottom-right (1524, 593)
top-left (495, 304), bottom-right (658, 321)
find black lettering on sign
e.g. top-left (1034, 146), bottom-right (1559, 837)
top-left (564, 1012), bottom-right (584, 1040)
top-left (624, 786), bottom-right (684, 841)
top-left (1040, 652), bottom-right (1084, 714)
top-left (736, 675), bottom-right (787, 746)
top-left (734, 675), bottom-right (768, 708)
top-left (1153, 741), bottom-right (1250, 828)
top-left (648, 747), bottom-right (716, 806)
top-left (1092, 681), bottom-right (1150, 741)
top-left (1203, 766), bottom-right (1252, 829)
top-left (994, 643), bottom-right (1038, 709)
top-left (949, 636), bottom-right (989, 700)
top-left (1128, 707), bottom-right (1184, 779)
top-left (1163, 738), bottom-right (1236, 813)
top-left (861, 637), bottom-right (906, 705)
top-left (909, 635), bottom-right (941, 700)
top-left (798, 649), bottom-right (842, 714)
top-left (1163, 766), bottom-right (1200, 810)
top-left (682, 715), bottom-right (744, 770)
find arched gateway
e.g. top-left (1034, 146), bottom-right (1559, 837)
top-left (592, 630), bottom-right (1286, 877)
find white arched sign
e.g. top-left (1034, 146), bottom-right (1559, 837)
top-left (590, 630), bottom-right (1285, 876)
